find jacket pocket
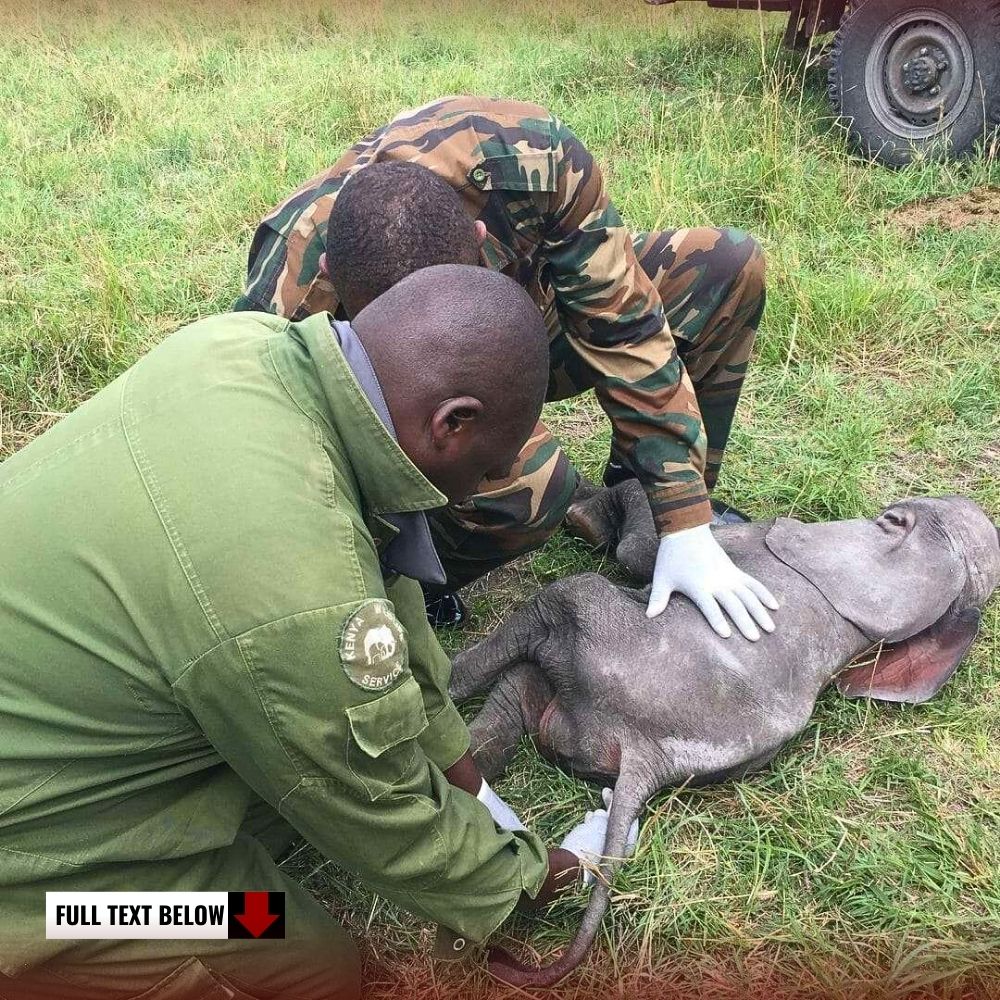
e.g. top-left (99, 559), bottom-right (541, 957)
top-left (127, 957), bottom-right (241, 999)
top-left (346, 675), bottom-right (429, 801)
top-left (470, 152), bottom-right (557, 193)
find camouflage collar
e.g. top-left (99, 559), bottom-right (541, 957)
top-left (478, 231), bottom-right (517, 272)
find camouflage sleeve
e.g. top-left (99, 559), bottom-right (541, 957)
top-left (235, 170), bottom-right (344, 320)
top-left (542, 120), bottom-right (712, 536)
top-left (233, 222), bottom-right (285, 314)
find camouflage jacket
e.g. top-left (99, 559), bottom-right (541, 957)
top-left (235, 96), bottom-right (710, 535)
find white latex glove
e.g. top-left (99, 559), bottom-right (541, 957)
top-left (560, 788), bottom-right (640, 886)
top-left (477, 778), bottom-right (526, 832)
top-left (646, 523), bottom-right (779, 641)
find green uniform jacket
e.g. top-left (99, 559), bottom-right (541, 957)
top-left (0, 311), bottom-right (547, 975)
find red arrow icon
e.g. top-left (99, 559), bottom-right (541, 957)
top-left (233, 892), bottom-right (279, 938)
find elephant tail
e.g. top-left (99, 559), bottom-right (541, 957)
top-left (487, 763), bottom-right (654, 988)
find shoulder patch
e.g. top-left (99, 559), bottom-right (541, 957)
top-left (340, 600), bottom-right (409, 692)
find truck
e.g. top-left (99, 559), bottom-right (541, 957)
top-left (648, 0), bottom-right (1000, 166)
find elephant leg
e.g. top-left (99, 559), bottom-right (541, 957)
top-left (614, 480), bottom-right (658, 583)
top-left (468, 662), bottom-right (554, 781)
top-left (449, 597), bottom-right (545, 701)
top-left (566, 480), bottom-right (657, 583)
top-left (565, 478), bottom-right (620, 549)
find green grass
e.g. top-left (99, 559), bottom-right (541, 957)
top-left (2, 2), bottom-right (998, 997)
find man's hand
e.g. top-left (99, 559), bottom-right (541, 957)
top-left (646, 524), bottom-right (779, 640)
top-left (560, 788), bottom-right (639, 886)
top-left (443, 753), bottom-right (526, 831)
top-left (477, 778), bottom-right (526, 832)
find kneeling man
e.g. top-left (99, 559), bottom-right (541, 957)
top-left (0, 267), bottom-right (607, 1000)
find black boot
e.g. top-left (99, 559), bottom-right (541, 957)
top-left (602, 459), bottom-right (634, 489)
top-left (709, 498), bottom-right (750, 525)
top-left (422, 586), bottom-right (468, 628)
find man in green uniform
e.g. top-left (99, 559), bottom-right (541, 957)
top-left (0, 266), bottom-right (628, 1000)
top-left (235, 95), bottom-right (780, 641)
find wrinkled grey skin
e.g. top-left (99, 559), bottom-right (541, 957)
top-left (450, 481), bottom-right (1000, 987)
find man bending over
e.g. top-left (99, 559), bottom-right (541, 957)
top-left (236, 95), bottom-right (779, 640)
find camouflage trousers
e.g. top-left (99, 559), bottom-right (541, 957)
top-left (429, 226), bottom-right (766, 589)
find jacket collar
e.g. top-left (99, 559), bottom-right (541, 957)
top-left (290, 312), bottom-right (447, 517)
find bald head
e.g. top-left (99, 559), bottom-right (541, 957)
top-left (353, 264), bottom-right (549, 501)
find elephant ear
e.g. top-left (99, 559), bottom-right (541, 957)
top-left (764, 515), bottom-right (965, 643)
top-left (835, 608), bottom-right (981, 703)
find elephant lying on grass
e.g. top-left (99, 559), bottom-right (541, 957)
top-left (449, 480), bottom-right (1000, 988)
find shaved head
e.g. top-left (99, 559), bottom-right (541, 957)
top-left (325, 162), bottom-right (480, 318)
top-left (353, 264), bottom-right (549, 501)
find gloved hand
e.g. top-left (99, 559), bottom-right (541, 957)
top-left (646, 523), bottom-right (779, 641)
top-left (477, 778), bottom-right (526, 832)
top-left (560, 788), bottom-right (640, 886)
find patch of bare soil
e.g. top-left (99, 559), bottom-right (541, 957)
top-left (890, 186), bottom-right (1000, 232)
top-left (542, 395), bottom-right (605, 444)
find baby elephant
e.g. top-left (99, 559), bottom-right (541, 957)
top-left (450, 481), bottom-right (1000, 988)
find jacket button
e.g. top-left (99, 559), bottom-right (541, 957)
top-left (471, 167), bottom-right (487, 186)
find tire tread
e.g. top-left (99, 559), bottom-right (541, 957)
top-left (828, 0), bottom-right (1000, 164)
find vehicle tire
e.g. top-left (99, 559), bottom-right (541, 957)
top-left (828, 0), bottom-right (1000, 166)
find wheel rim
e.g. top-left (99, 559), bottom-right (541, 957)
top-left (864, 8), bottom-right (975, 140)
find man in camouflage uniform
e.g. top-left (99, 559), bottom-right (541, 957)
top-left (236, 96), bottom-right (779, 641)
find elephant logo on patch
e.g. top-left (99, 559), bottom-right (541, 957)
top-left (363, 626), bottom-right (397, 666)
top-left (340, 599), bottom-right (408, 692)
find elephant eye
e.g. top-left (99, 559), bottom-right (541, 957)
top-left (880, 509), bottom-right (911, 530)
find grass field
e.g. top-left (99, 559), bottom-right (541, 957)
top-left (1, 1), bottom-right (998, 997)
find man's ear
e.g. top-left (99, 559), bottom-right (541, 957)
top-left (835, 607), bottom-right (981, 704)
top-left (474, 221), bottom-right (488, 247)
top-left (318, 252), bottom-right (329, 277)
top-left (429, 397), bottom-right (484, 450)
